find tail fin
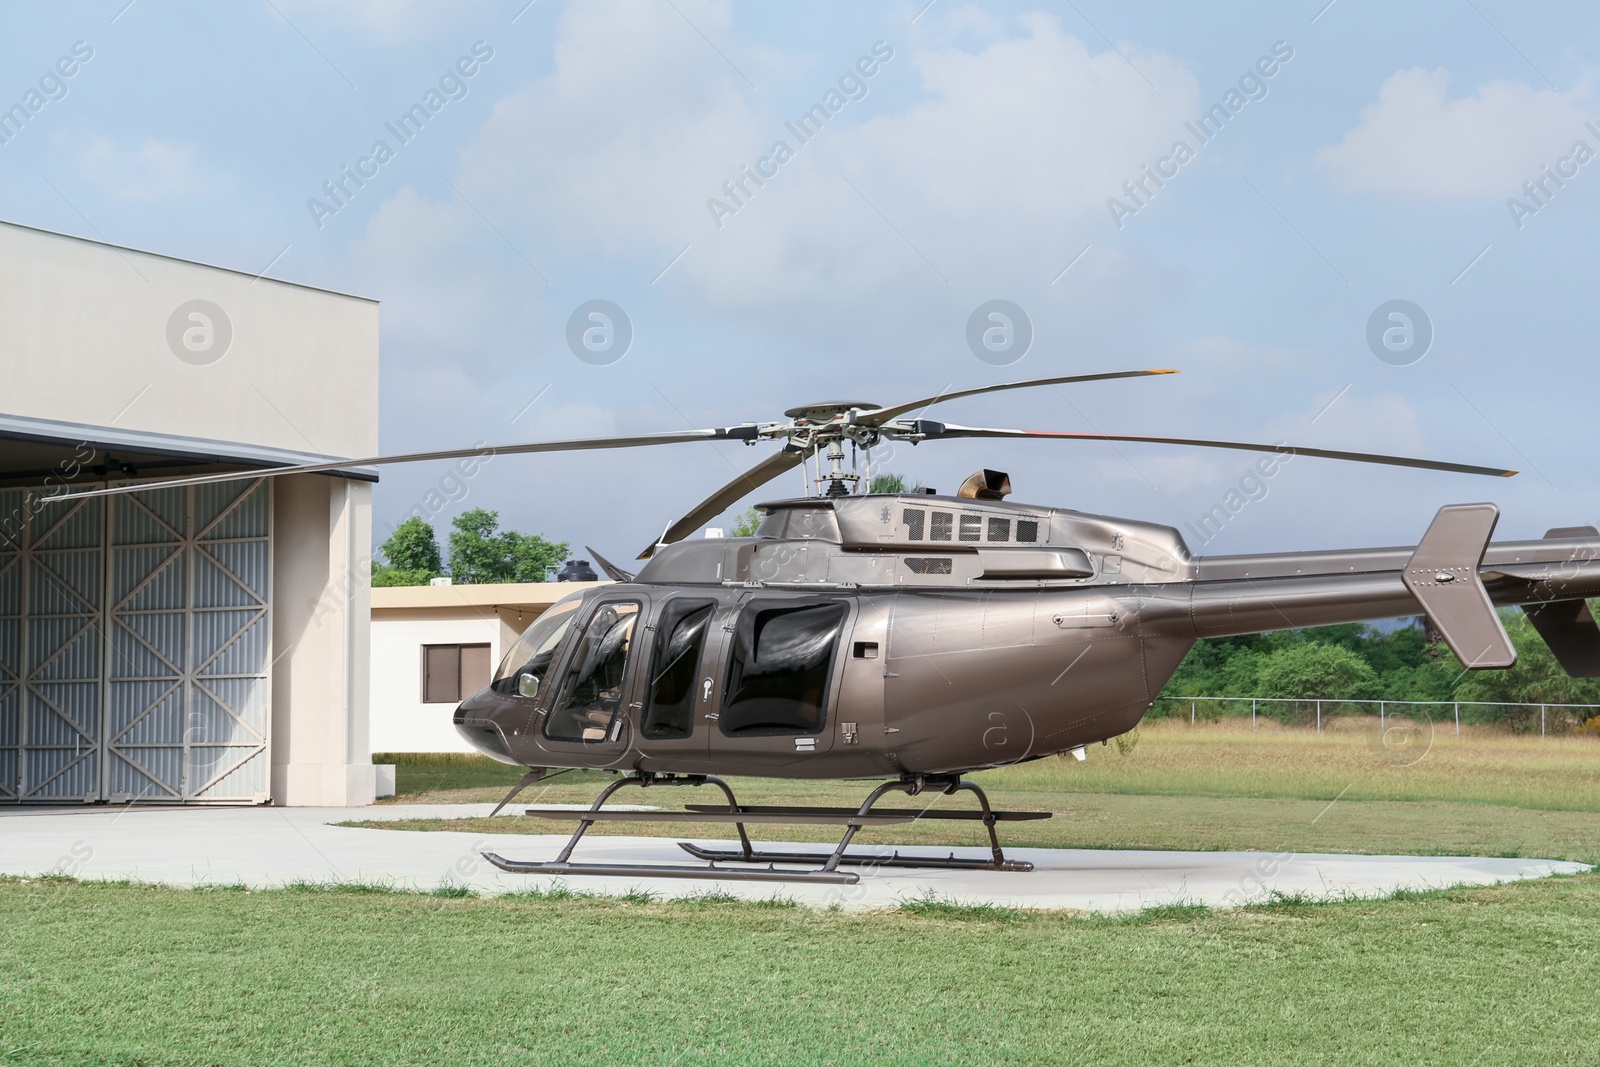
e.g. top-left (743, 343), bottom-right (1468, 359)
top-left (585, 546), bottom-right (636, 583)
top-left (1405, 504), bottom-right (1516, 669)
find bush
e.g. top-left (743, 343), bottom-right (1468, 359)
top-left (371, 565), bottom-right (435, 587)
top-left (1256, 643), bottom-right (1378, 702)
top-left (1454, 611), bottom-right (1600, 730)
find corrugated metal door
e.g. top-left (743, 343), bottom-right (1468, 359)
top-left (1, 492), bottom-right (105, 801)
top-left (106, 482), bottom-right (271, 802)
top-left (0, 490), bottom-right (16, 799)
top-left (0, 480), bottom-right (271, 803)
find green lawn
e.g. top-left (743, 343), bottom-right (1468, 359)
top-left (4, 873), bottom-right (1598, 1066)
top-left (6, 728), bottom-right (1588, 1065)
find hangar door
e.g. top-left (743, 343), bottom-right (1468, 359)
top-left (0, 481), bottom-right (271, 803)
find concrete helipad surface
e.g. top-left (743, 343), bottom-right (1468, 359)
top-left (2, 803), bottom-right (1587, 912)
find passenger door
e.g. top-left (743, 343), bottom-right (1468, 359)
top-left (709, 596), bottom-right (851, 766)
top-left (633, 594), bottom-right (720, 765)
top-left (539, 596), bottom-right (644, 765)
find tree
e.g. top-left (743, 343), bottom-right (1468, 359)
top-left (447, 508), bottom-right (568, 584)
top-left (1454, 609), bottom-right (1600, 731)
top-left (372, 517), bottom-right (442, 587)
top-left (371, 564), bottom-right (436, 587)
top-left (1255, 642), bottom-right (1379, 701)
top-left (1155, 603), bottom-right (1600, 727)
top-left (732, 507), bottom-right (763, 537)
top-left (869, 472), bottom-right (922, 494)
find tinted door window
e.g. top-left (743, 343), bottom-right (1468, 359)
top-left (545, 602), bottom-right (640, 743)
top-left (642, 599), bottom-right (716, 740)
top-left (722, 601), bottom-right (847, 736)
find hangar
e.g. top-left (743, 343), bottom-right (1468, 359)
top-left (0, 219), bottom-right (379, 806)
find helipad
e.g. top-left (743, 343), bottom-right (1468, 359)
top-left (3, 803), bottom-right (1585, 912)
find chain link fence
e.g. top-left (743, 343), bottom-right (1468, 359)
top-left (1152, 696), bottom-right (1600, 737)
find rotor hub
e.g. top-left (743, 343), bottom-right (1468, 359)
top-left (782, 401), bottom-right (880, 421)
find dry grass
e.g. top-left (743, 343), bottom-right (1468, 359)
top-left (360, 721), bottom-right (1600, 862)
top-left (383, 719), bottom-right (1600, 812)
top-left (1013, 718), bottom-right (1600, 811)
top-left (358, 789), bottom-right (1600, 863)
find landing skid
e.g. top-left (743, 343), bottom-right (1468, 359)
top-left (480, 773), bottom-right (1046, 884)
top-left (677, 843), bottom-right (1033, 872)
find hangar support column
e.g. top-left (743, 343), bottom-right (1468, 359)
top-left (271, 474), bottom-right (376, 806)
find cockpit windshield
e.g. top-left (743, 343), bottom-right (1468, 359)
top-left (490, 592), bottom-right (586, 699)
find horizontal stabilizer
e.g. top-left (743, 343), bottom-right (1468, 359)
top-left (1405, 504), bottom-right (1516, 669)
top-left (1524, 599), bottom-right (1600, 677)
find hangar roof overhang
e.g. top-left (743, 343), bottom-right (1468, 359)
top-left (0, 410), bottom-right (378, 491)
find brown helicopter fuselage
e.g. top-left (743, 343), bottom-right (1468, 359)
top-left (454, 493), bottom-right (1600, 779)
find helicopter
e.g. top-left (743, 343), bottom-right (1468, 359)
top-left (55, 370), bottom-right (1600, 884)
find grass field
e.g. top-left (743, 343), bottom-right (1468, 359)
top-left (367, 720), bottom-right (1600, 862)
top-left (5, 872), bottom-right (1599, 1066)
top-left (6, 723), bottom-right (1591, 1065)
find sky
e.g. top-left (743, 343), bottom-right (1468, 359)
top-left (5, 0), bottom-right (1600, 565)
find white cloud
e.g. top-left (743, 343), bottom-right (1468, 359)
top-left (74, 137), bottom-right (206, 201)
top-left (1317, 68), bottom-right (1596, 200)
top-left (445, 2), bottom-right (1201, 338)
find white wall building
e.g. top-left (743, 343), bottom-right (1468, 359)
top-left (0, 220), bottom-right (379, 806)
top-left (369, 581), bottom-right (605, 754)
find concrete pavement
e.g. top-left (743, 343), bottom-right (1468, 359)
top-left (1, 802), bottom-right (1586, 912)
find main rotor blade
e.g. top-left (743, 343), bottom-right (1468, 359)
top-left (639, 447), bottom-right (805, 559)
top-left (860, 369), bottom-right (1176, 428)
top-left (920, 424), bottom-right (1518, 478)
top-left (41, 429), bottom-right (751, 502)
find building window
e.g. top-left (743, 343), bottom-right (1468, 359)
top-left (423, 643), bottom-right (492, 703)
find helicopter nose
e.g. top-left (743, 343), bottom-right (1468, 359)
top-left (453, 691), bottom-right (520, 765)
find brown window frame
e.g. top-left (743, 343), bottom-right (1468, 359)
top-left (422, 642), bottom-right (493, 703)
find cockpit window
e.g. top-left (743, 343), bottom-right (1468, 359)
top-left (752, 508), bottom-right (841, 542)
top-left (491, 593), bottom-right (585, 699)
top-left (721, 600), bottom-right (846, 736)
top-left (641, 599), bottom-right (716, 740)
top-left (544, 601), bottom-right (640, 743)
